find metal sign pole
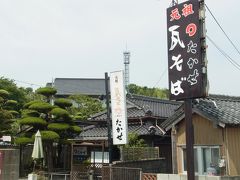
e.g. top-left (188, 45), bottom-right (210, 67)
top-left (185, 99), bottom-right (194, 180)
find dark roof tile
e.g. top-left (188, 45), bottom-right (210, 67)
top-left (53, 78), bottom-right (106, 96)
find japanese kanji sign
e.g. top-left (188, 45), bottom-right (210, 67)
top-left (167, 0), bottom-right (207, 100)
top-left (110, 70), bottom-right (128, 145)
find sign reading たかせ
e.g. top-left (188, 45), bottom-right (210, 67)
top-left (110, 70), bottom-right (128, 145)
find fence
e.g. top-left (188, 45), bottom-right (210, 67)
top-left (44, 172), bottom-right (71, 180)
top-left (113, 159), bottom-right (166, 173)
top-left (142, 173), bottom-right (157, 180)
top-left (120, 147), bottom-right (159, 161)
top-left (71, 163), bottom-right (104, 180)
top-left (102, 166), bottom-right (142, 180)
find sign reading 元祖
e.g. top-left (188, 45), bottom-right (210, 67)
top-left (110, 70), bottom-right (128, 145)
top-left (167, 0), bottom-right (207, 100)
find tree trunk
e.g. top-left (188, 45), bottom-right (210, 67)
top-left (46, 142), bottom-right (53, 172)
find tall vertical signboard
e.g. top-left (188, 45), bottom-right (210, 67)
top-left (167, 1), bottom-right (207, 179)
top-left (167, 0), bottom-right (207, 100)
top-left (110, 70), bottom-right (128, 145)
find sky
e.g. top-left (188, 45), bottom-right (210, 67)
top-left (0, 0), bottom-right (239, 96)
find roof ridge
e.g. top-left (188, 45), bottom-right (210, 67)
top-left (127, 93), bottom-right (182, 105)
top-left (209, 94), bottom-right (240, 102)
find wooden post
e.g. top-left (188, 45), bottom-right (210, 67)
top-left (105, 72), bottom-right (112, 164)
top-left (185, 99), bottom-right (195, 180)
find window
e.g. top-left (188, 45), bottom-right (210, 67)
top-left (202, 147), bottom-right (219, 173)
top-left (182, 146), bottom-right (220, 175)
top-left (182, 148), bottom-right (198, 173)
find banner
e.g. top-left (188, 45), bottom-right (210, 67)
top-left (110, 70), bottom-right (128, 145)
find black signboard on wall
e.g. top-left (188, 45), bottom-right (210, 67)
top-left (167, 0), bottom-right (207, 100)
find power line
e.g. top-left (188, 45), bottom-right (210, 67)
top-left (13, 79), bottom-right (42, 87)
top-left (207, 35), bottom-right (240, 71)
top-left (153, 67), bottom-right (168, 87)
top-left (205, 4), bottom-right (240, 57)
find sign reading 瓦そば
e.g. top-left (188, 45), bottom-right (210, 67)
top-left (110, 70), bottom-right (128, 145)
top-left (167, 0), bottom-right (207, 100)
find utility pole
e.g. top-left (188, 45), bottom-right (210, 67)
top-left (105, 72), bottom-right (112, 164)
top-left (185, 99), bottom-right (194, 180)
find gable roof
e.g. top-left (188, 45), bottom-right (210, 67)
top-left (52, 78), bottom-right (106, 96)
top-left (162, 95), bottom-right (240, 131)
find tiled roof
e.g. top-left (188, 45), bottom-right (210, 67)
top-left (127, 94), bottom-right (182, 118)
top-left (76, 122), bottom-right (165, 141)
top-left (195, 95), bottom-right (240, 125)
top-left (89, 106), bottom-right (145, 121)
top-left (53, 78), bottom-right (106, 96)
top-left (89, 94), bottom-right (181, 121)
top-left (162, 94), bottom-right (240, 131)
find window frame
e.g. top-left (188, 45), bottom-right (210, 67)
top-left (181, 145), bottom-right (220, 175)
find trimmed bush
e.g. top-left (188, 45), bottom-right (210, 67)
top-left (47, 123), bottom-right (70, 131)
top-left (0, 89), bottom-right (9, 98)
top-left (23, 100), bottom-right (42, 109)
top-left (15, 137), bottom-right (33, 145)
top-left (0, 109), bottom-right (13, 120)
top-left (54, 98), bottom-right (72, 108)
top-left (8, 110), bottom-right (19, 117)
top-left (5, 100), bottom-right (18, 106)
top-left (39, 130), bottom-right (60, 142)
top-left (50, 107), bottom-right (70, 118)
top-left (74, 115), bottom-right (88, 121)
top-left (36, 87), bottom-right (57, 97)
top-left (29, 102), bottom-right (54, 113)
top-left (18, 117), bottom-right (47, 126)
top-left (21, 109), bottom-right (40, 117)
top-left (70, 125), bottom-right (81, 133)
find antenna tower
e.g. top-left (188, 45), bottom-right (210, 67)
top-left (123, 51), bottom-right (130, 89)
top-left (171, 0), bottom-right (178, 6)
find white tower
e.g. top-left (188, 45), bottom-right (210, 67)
top-left (123, 51), bottom-right (130, 89)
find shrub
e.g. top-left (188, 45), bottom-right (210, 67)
top-left (23, 100), bottom-right (42, 109)
top-left (21, 109), bottom-right (40, 117)
top-left (39, 130), bottom-right (60, 142)
top-left (47, 123), bottom-right (70, 131)
top-left (18, 117), bottom-right (47, 126)
top-left (50, 108), bottom-right (70, 118)
top-left (54, 98), bottom-right (72, 108)
top-left (36, 87), bottom-right (57, 97)
top-left (5, 100), bottom-right (18, 107)
top-left (70, 125), bottom-right (81, 133)
top-left (0, 89), bottom-right (9, 98)
top-left (15, 137), bottom-right (33, 145)
top-left (29, 102), bottom-right (54, 113)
